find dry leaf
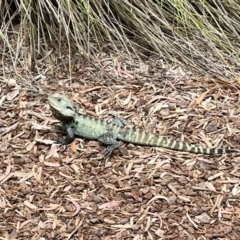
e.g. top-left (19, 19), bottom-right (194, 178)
top-left (0, 165), bottom-right (12, 182)
top-left (195, 213), bottom-right (211, 223)
top-left (67, 198), bottom-right (81, 216)
top-left (20, 219), bottom-right (32, 229)
top-left (147, 195), bottom-right (169, 205)
top-left (195, 91), bottom-right (209, 104)
top-left (6, 90), bottom-right (20, 100)
top-left (122, 91), bottom-right (132, 106)
top-left (43, 161), bottom-right (60, 167)
top-left (70, 141), bottom-right (77, 153)
top-left (147, 102), bottom-right (163, 116)
top-left (0, 122), bottom-right (19, 135)
top-left (99, 201), bottom-right (121, 209)
top-left (24, 201), bottom-right (37, 210)
top-left (0, 141), bottom-right (9, 152)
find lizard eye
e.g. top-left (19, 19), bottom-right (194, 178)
top-left (67, 106), bottom-right (74, 110)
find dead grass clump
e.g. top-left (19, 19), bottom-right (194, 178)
top-left (1, 0), bottom-right (240, 75)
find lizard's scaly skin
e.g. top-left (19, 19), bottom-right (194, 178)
top-left (48, 93), bottom-right (238, 156)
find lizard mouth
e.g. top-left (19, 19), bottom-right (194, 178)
top-left (49, 105), bottom-right (74, 121)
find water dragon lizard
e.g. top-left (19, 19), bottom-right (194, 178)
top-left (48, 93), bottom-right (238, 158)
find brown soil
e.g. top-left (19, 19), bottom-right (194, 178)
top-left (1, 50), bottom-right (240, 240)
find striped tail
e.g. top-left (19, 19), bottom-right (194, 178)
top-left (118, 129), bottom-right (238, 155)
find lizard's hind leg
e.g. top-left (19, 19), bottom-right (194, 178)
top-left (98, 132), bottom-right (121, 159)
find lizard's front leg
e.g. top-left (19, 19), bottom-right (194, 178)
top-left (98, 132), bottom-right (120, 159)
top-left (58, 121), bottom-right (75, 145)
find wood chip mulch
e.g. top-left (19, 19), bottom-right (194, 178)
top-left (1, 52), bottom-right (240, 239)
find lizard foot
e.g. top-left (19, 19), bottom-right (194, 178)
top-left (103, 142), bottom-right (121, 159)
top-left (56, 136), bottom-right (74, 145)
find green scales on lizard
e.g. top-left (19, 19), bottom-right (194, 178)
top-left (48, 93), bottom-right (238, 158)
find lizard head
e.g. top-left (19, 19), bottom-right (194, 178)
top-left (48, 93), bottom-right (76, 121)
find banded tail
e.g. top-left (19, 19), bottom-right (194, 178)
top-left (118, 128), bottom-right (238, 155)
